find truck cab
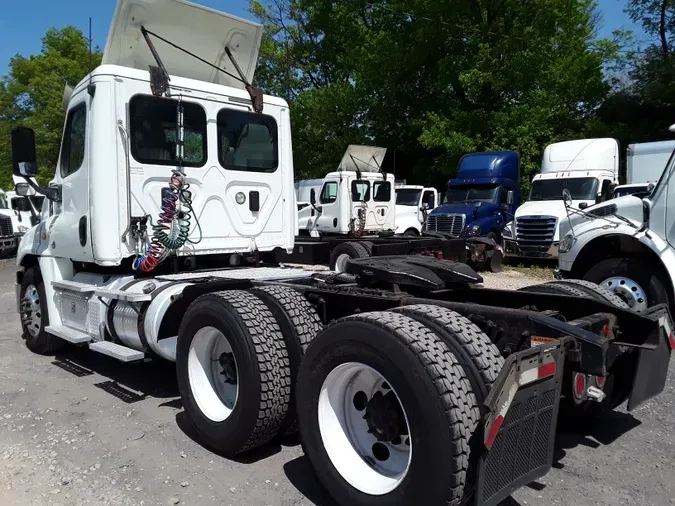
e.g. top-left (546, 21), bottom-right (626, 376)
top-left (557, 135), bottom-right (675, 312)
top-left (426, 151), bottom-right (519, 242)
top-left (393, 184), bottom-right (438, 236)
top-left (504, 138), bottom-right (618, 259)
top-left (297, 145), bottom-right (395, 237)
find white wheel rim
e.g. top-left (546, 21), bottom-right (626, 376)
top-left (187, 326), bottom-right (239, 422)
top-left (318, 362), bottom-right (412, 496)
top-left (335, 253), bottom-right (351, 273)
top-left (21, 285), bottom-right (41, 337)
top-left (600, 276), bottom-right (648, 311)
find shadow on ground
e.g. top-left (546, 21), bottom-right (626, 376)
top-left (52, 346), bottom-right (179, 404)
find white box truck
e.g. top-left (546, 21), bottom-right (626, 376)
top-left (612, 140), bottom-right (675, 198)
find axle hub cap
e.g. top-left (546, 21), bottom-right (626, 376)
top-left (364, 391), bottom-right (406, 442)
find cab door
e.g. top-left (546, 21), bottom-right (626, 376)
top-left (47, 92), bottom-right (93, 261)
top-left (314, 178), bottom-right (340, 233)
top-left (371, 180), bottom-right (394, 230)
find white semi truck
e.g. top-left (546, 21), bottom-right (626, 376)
top-left (9, 1), bottom-right (673, 505)
top-left (503, 138), bottom-right (619, 259)
top-left (557, 134), bottom-right (675, 312)
top-left (394, 184), bottom-right (438, 236)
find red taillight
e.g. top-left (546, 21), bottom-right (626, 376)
top-left (573, 373), bottom-right (586, 399)
top-left (596, 375), bottom-right (606, 388)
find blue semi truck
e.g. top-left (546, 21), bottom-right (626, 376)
top-left (425, 150), bottom-right (520, 243)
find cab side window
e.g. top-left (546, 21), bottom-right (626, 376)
top-left (60, 104), bottom-right (87, 178)
top-left (423, 190), bottom-right (435, 208)
top-left (320, 182), bottom-right (338, 204)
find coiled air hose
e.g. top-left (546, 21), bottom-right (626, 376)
top-left (134, 169), bottom-right (202, 273)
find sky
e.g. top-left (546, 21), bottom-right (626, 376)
top-left (0, 0), bottom-right (647, 78)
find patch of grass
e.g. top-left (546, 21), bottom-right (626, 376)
top-left (504, 263), bottom-right (556, 280)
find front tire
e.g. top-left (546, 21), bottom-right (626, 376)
top-left (297, 311), bottom-right (479, 505)
top-left (20, 267), bottom-right (65, 355)
top-left (176, 290), bottom-right (291, 456)
top-left (582, 257), bottom-right (669, 311)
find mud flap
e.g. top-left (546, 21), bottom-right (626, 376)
top-left (488, 246), bottom-right (503, 273)
top-left (627, 308), bottom-right (673, 411)
top-left (476, 342), bottom-right (565, 506)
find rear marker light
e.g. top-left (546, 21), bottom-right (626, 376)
top-left (669, 332), bottom-right (675, 351)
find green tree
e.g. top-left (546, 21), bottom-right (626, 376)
top-left (250, 0), bottom-right (618, 190)
top-left (584, 0), bottom-right (675, 177)
top-left (0, 26), bottom-right (101, 189)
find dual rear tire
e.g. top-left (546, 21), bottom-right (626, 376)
top-left (176, 287), bottom-right (322, 456)
top-left (296, 308), bottom-right (502, 505)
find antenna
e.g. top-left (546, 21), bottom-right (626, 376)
top-left (87, 17), bottom-right (96, 97)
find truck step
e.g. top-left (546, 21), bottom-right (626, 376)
top-left (88, 341), bottom-right (145, 362)
top-left (46, 325), bottom-right (92, 344)
top-left (93, 287), bottom-right (151, 303)
top-left (52, 280), bottom-right (96, 293)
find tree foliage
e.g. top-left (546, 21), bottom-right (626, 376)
top-left (0, 27), bottom-right (101, 189)
top-left (250, 0), bottom-right (619, 190)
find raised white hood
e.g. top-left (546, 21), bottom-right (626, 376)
top-left (103, 0), bottom-right (263, 88)
top-left (338, 145), bottom-right (387, 173)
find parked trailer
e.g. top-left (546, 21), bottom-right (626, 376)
top-left (15, 256), bottom-right (673, 506)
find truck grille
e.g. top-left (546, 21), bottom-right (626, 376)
top-left (426, 214), bottom-right (465, 236)
top-left (0, 215), bottom-right (12, 237)
top-left (516, 216), bottom-right (557, 245)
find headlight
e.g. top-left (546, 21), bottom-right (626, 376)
top-left (559, 234), bottom-right (576, 253)
top-left (466, 224), bottom-right (481, 236)
top-left (502, 222), bottom-right (513, 238)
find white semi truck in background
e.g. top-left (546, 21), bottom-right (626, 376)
top-left (394, 184), bottom-right (438, 236)
top-left (503, 138), bottom-right (619, 259)
top-left (7, 2), bottom-right (674, 506)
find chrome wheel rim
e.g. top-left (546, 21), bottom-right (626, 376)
top-left (21, 284), bottom-right (42, 337)
top-left (600, 276), bottom-right (647, 311)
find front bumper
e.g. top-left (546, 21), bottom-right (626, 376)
top-left (503, 238), bottom-right (559, 259)
top-left (0, 236), bottom-right (17, 255)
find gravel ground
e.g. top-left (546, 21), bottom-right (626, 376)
top-left (0, 259), bottom-right (673, 506)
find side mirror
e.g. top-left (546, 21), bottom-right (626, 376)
top-left (506, 190), bottom-right (514, 206)
top-left (421, 203), bottom-right (430, 211)
top-left (562, 188), bottom-right (573, 208)
top-left (15, 182), bottom-right (36, 197)
top-left (11, 127), bottom-right (39, 177)
top-left (310, 189), bottom-right (316, 205)
top-left (579, 202), bottom-right (589, 210)
top-left (639, 197), bottom-right (652, 232)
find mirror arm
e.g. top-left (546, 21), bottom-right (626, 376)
top-left (24, 177), bottom-right (61, 202)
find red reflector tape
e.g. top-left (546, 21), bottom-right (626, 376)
top-left (484, 414), bottom-right (504, 449)
top-left (538, 361), bottom-right (556, 379)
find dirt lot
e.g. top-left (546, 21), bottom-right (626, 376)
top-left (0, 258), bottom-right (673, 506)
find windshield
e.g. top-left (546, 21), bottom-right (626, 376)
top-left (529, 177), bottom-right (598, 201)
top-left (396, 189), bottom-right (422, 206)
top-left (444, 185), bottom-right (499, 204)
